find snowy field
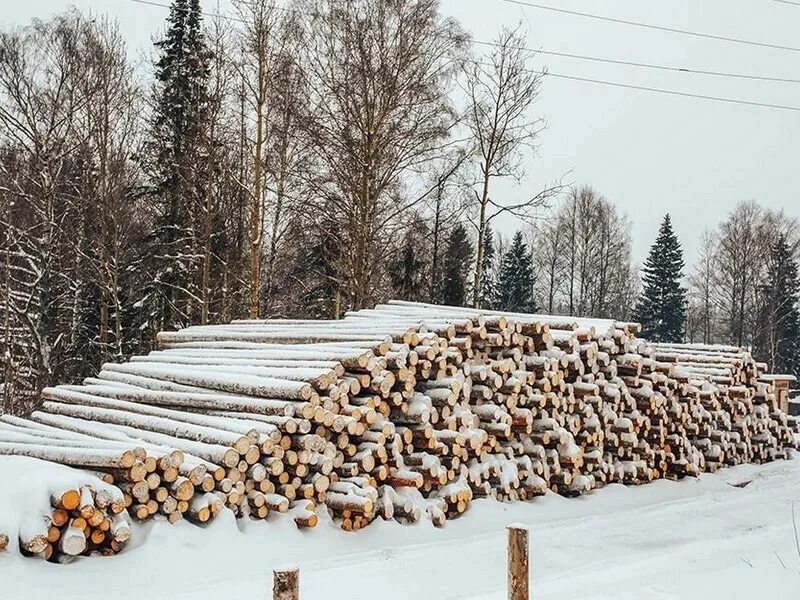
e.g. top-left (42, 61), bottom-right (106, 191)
top-left (2, 458), bottom-right (800, 600)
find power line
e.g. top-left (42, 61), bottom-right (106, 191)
top-left (122, 0), bottom-right (800, 112)
top-left (128, 0), bottom-right (246, 22)
top-left (542, 71), bottom-right (800, 113)
top-left (469, 60), bottom-right (800, 112)
top-left (471, 40), bottom-right (800, 84)
top-left (499, 0), bottom-right (800, 53)
top-left (127, 0), bottom-right (800, 84)
top-left (772, 0), bottom-right (800, 5)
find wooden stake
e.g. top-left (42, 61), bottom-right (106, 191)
top-left (273, 566), bottom-right (299, 600)
top-left (507, 524), bottom-right (529, 600)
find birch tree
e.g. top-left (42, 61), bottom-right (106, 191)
top-left (300, 0), bottom-right (465, 313)
top-left (462, 26), bottom-right (558, 308)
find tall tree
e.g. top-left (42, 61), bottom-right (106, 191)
top-left (300, 0), bottom-right (464, 313)
top-left (711, 201), bottom-right (769, 347)
top-left (141, 0), bottom-right (213, 334)
top-left (462, 25), bottom-right (559, 308)
top-left (686, 231), bottom-right (717, 344)
top-left (634, 215), bottom-right (687, 342)
top-left (478, 225), bottom-right (498, 309)
top-left (537, 186), bottom-right (635, 319)
top-left (496, 231), bottom-right (536, 313)
top-left (424, 152), bottom-right (467, 304)
top-left (754, 234), bottom-right (800, 377)
top-left (0, 12), bottom-right (143, 414)
top-left (389, 214), bottom-right (430, 302)
top-left (441, 223), bottom-right (472, 307)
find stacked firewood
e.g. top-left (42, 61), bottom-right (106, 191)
top-left (17, 487), bottom-right (131, 562)
top-left (0, 300), bottom-right (795, 554)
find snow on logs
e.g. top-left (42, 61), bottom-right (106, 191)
top-left (0, 456), bottom-right (131, 562)
top-left (0, 300), bottom-right (796, 561)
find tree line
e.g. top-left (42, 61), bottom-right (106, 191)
top-left (0, 0), bottom-right (797, 415)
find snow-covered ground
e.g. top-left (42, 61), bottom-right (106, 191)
top-left (3, 458), bottom-right (800, 600)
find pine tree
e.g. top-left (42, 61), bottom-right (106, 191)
top-left (634, 214), bottom-right (687, 342)
top-left (754, 235), bottom-right (800, 377)
top-left (496, 231), bottom-right (537, 313)
top-left (441, 223), bottom-right (473, 307)
top-left (141, 0), bottom-right (213, 334)
top-left (477, 224), bottom-right (497, 309)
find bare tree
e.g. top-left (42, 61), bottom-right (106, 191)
top-left (299, 0), bottom-right (465, 313)
top-left (462, 25), bottom-right (559, 308)
top-left (535, 186), bottom-right (635, 319)
top-left (232, 0), bottom-right (281, 319)
top-left (686, 231), bottom-right (718, 343)
top-left (421, 151), bottom-right (468, 302)
top-left (0, 14), bottom-right (90, 412)
top-left (711, 201), bottom-right (768, 347)
top-left (261, 12), bottom-right (311, 317)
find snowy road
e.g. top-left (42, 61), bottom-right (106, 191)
top-left (3, 459), bottom-right (800, 600)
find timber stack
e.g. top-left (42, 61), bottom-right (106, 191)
top-left (18, 486), bottom-right (131, 562)
top-left (0, 300), bottom-right (795, 556)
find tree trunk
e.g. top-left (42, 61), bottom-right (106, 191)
top-left (472, 166), bottom-right (490, 308)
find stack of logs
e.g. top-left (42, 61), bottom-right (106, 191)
top-left (0, 300), bottom-right (795, 555)
top-left (19, 486), bottom-right (131, 562)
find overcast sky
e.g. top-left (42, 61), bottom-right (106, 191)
top-left (3, 0), bottom-right (799, 265)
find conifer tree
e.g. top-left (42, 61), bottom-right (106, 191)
top-left (141, 0), bottom-right (213, 334)
top-left (441, 223), bottom-right (473, 307)
top-left (477, 224), bottom-right (497, 309)
top-left (389, 223), bottom-right (429, 302)
top-left (754, 234), bottom-right (800, 377)
top-left (634, 214), bottom-right (687, 342)
top-left (496, 231), bottom-right (537, 313)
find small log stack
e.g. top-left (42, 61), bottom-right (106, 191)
top-left (11, 484), bottom-right (131, 563)
top-left (0, 300), bottom-right (795, 559)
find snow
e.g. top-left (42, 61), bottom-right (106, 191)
top-left (3, 457), bottom-right (800, 599)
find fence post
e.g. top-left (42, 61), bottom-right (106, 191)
top-left (507, 524), bottom-right (529, 600)
top-left (273, 566), bottom-right (299, 600)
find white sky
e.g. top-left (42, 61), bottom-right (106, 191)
top-left (3, 0), bottom-right (799, 265)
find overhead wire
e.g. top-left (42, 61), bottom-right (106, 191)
top-left (498, 0), bottom-right (800, 53)
top-left (470, 40), bottom-right (800, 84)
top-left (123, 0), bottom-right (800, 112)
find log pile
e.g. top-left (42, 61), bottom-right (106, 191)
top-left (18, 487), bottom-right (131, 562)
top-left (0, 300), bottom-right (796, 557)
top-left (0, 457), bottom-right (133, 562)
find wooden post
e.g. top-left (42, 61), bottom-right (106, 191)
top-left (507, 524), bottom-right (529, 600)
top-left (273, 566), bottom-right (299, 600)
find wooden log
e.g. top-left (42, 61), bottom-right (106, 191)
top-left (41, 400), bottom-right (253, 453)
top-left (98, 362), bottom-right (316, 400)
top-left (0, 443), bottom-right (138, 469)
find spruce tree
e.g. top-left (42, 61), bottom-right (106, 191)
top-left (496, 231), bottom-right (537, 313)
top-left (441, 223), bottom-right (473, 307)
top-left (478, 224), bottom-right (497, 309)
top-left (389, 217), bottom-right (430, 302)
top-left (755, 235), bottom-right (800, 377)
top-left (141, 0), bottom-right (212, 333)
top-left (389, 233), bottom-right (428, 301)
top-left (634, 214), bottom-right (687, 342)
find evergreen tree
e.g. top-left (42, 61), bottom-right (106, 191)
top-left (141, 0), bottom-right (213, 334)
top-left (634, 214), bottom-right (687, 342)
top-left (496, 231), bottom-right (537, 313)
top-left (441, 223), bottom-right (473, 307)
top-left (477, 224), bottom-right (497, 309)
top-left (389, 226), bottom-right (429, 302)
top-left (754, 235), bottom-right (800, 377)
